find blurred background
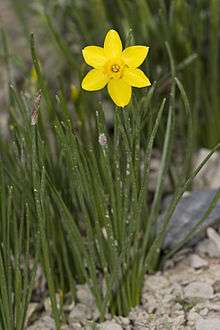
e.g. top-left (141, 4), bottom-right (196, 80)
top-left (0, 0), bottom-right (219, 148)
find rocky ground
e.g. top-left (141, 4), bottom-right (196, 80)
top-left (26, 226), bottom-right (220, 330)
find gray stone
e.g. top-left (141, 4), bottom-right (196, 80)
top-left (207, 227), bottom-right (220, 252)
top-left (196, 228), bottom-right (220, 258)
top-left (69, 303), bottom-right (92, 323)
top-left (160, 190), bottom-right (220, 250)
top-left (196, 318), bottom-right (220, 330)
top-left (184, 282), bottom-right (213, 302)
top-left (27, 315), bottom-right (56, 330)
top-left (196, 238), bottom-right (220, 258)
top-left (76, 284), bottom-right (95, 308)
top-left (189, 254), bottom-right (208, 269)
top-left (199, 308), bottom-right (209, 317)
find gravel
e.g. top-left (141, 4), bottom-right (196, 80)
top-left (26, 226), bottom-right (220, 329)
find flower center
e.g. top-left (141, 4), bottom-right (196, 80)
top-left (104, 58), bottom-right (125, 79)
top-left (111, 64), bottom-right (120, 73)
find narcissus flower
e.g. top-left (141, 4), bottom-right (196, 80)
top-left (81, 29), bottom-right (151, 107)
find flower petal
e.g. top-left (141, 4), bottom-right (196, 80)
top-left (122, 46), bottom-right (149, 68)
top-left (82, 69), bottom-right (109, 91)
top-left (123, 68), bottom-right (151, 87)
top-left (82, 46), bottom-right (107, 68)
top-left (104, 29), bottom-right (122, 58)
top-left (107, 79), bottom-right (131, 107)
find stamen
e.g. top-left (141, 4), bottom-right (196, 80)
top-left (111, 64), bottom-right (120, 73)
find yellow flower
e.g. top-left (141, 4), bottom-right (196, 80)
top-left (81, 29), bottom-right (151, 107)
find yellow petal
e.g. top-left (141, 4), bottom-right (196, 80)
top-left (82, 69), bottom-right (109, 91)
top-left (122, 46), bottom-right (149, 68)
top-left (107, 79), bottom-right (131, 107)
top-left (104, 29), bottom-right (122, 58)
top-left (123, 68), bottom-right (151, 87)
top-left (82, 46), bottom-right (107, 68)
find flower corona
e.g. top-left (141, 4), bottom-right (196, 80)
top-left (81, 29), bottom-right (151, 107)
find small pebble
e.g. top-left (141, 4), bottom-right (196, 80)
top-left (199, 308), bottom-right (209, 316)
top-left (69, 303), bottom-right (92, 323)
top-left (189, 254), bottom-right (208, 269)
top-left (197, 239), bottom-right (220, 258)
top-left (184, 282), bottom-right (213, 302)
top-left (207, 227), bottom-right (220, 252)
top-left (76, 284), bottom-right (95, 307)
top-left (27, 315), bottom-right (56, 330)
